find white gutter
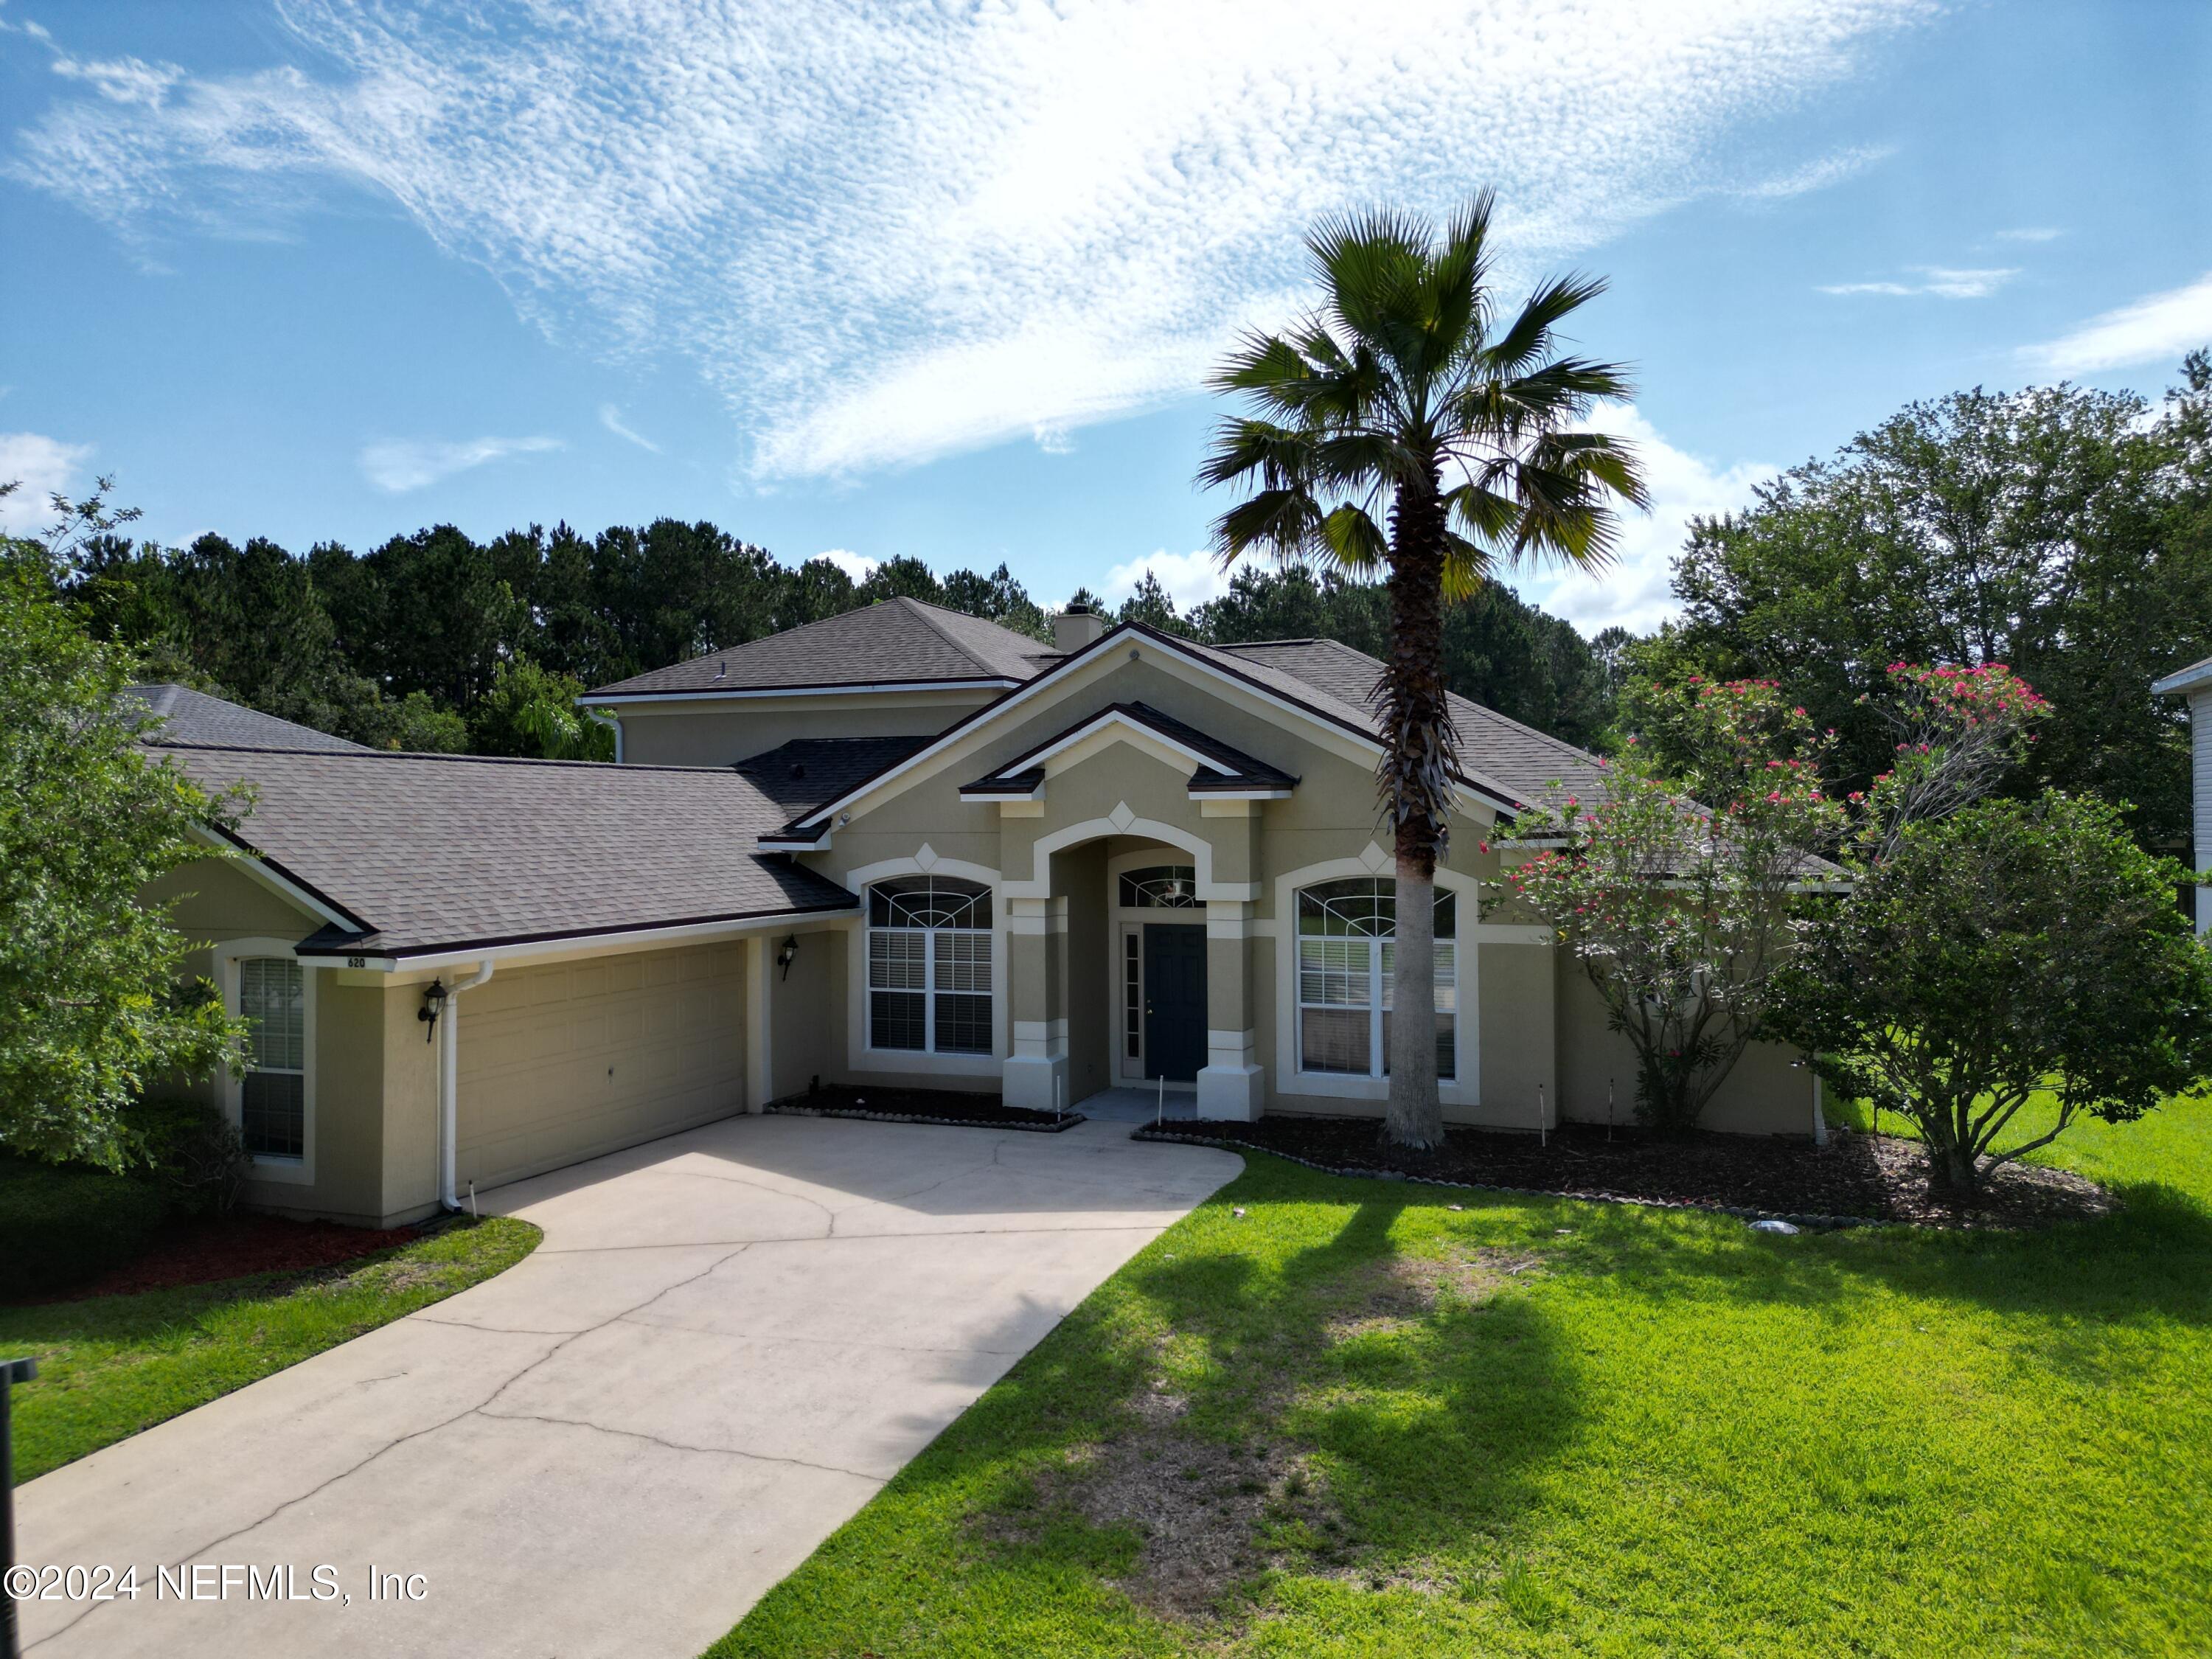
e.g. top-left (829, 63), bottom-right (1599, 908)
top-left (437, 961), bottom-right (495, 1212)
top-left (302, 905), bottom-right (858, 973)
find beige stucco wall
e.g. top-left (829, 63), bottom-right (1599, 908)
top-left (1553, 959), bottom-right (1817, 1136)
top-left (613, 686), bottom-right (1001, 768)
top-left (768, 922), bottom-right (844, 1102)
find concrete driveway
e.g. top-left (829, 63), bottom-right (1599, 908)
top-left (16, 1113), bottom-right (1241, 1658)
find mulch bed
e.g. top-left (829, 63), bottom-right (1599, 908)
top-left (764, 1084), bottom-right (1083, 1133)
top-left (1135, 1116), bottom-right (2115, 1230)
top-left (26, 1212), bottom-right (429, 1305)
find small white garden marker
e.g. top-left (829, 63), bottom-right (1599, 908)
top-left (1156, 1076), bottom-right (1165, 1127)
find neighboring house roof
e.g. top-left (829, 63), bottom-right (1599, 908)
top-left (2152, 654), bottom-right (2212, 696)
top-left (166, 745), bottom-right (857, 961)
top-left (127, 683), bottom-right (369, 753)
top-left (580, 597), bottom-right (1054, 700)
top-left (734, 735), bottom-right (935, 817)
top-left (1213, 638), bottom-right (1611, 808)
top-left (958, 702), bottom-right (1298, 800)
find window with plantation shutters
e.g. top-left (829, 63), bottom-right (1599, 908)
top-left (866, 876), bottom-right (993, 1055)
top-left (238, 956), bottom-right (306, 1158)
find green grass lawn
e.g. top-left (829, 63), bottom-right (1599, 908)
top-left (2, 1214), bottom-right (539, 1483)
top-left (713, 1099), bottom-right (2212, 1658)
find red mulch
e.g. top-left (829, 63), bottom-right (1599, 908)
top-left (26, 1212), bottom-right (425, 1305)
top-left (1135, 1116), bottom-right (2115, 1230)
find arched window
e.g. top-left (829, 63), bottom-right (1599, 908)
top-left (866, 875), bottom-right (993, 1055)
top-left (1295, 878), bottom-right (1456, 1080)
top-left (1117, 865), bottom-right (1200, 908)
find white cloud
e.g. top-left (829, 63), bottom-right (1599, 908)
top-left (2022, 272), bottom-right (2212, 375)
top-left (1511, 405), bottom-right (1774, 637)
top-left (12, 1), bottom-right (1928, 479)
top-left (1819, 265), bottom-right (2016, 299)
top-left (1994, 226), bottom-right (2062, 243)
top-left (1102, 548), bottom-right (1236, 615)
top-left (809, 548), bottom-right (880, 584)
top-left (0, 431), bottom-right (94, 535)
top-left (1736, 142), bottom-right (1893, 200)
top-left (358, 434), bottom-right (562, 493)
top-left (52, 54), bottom-right (184, 108)
top-left (598, 403), bottom-right (658, 453)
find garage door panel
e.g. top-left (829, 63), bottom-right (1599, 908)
top-left (456, 943), bottom-right (745, 1190)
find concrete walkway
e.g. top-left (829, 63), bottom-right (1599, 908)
top-left (16, 1113), bottom-right (1241, 1658)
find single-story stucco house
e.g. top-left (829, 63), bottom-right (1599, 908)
top-left (144, 598), bottom-right (1818, 1227)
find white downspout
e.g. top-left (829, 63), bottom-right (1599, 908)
top-left (438, 962), bottom-right (496, 1211)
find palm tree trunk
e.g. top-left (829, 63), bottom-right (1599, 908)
top-left (1380, 467), bottom-right (1452, 1152)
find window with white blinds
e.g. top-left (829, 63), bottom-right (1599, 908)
top-left (866, 876), bottom-right (993, 1056)
top-left (238, 956), bottom-right (305, 1159)
top-left (1295, 879), bottom-right (1455, 1080)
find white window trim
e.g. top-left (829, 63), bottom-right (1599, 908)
top-left (844, 855), bottom-right (1004, 1077)
top-left (1272, 857), bottom-right (1479, 1105)
top-left (212, 939), bottom-right (316, 1186)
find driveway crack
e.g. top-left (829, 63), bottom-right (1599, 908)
top-left (467, 1408), bottom-right (887, 1484)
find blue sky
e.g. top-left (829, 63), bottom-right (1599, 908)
top-left (2, 0), bottom-right (2207, 636)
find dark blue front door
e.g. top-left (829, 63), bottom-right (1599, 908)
top-left (1142, 924), bottom-right (1207, 1083)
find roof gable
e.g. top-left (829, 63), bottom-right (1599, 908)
top-left (582, 597), bottom-right (1054, 700)
top-left (759, 621), bottom-right (1525, 848)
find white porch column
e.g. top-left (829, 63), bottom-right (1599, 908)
top-left (1196, 899), bottom-right (1265, 1121)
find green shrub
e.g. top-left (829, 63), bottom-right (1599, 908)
top-left (0, 1159), bottom-right (173, 1300)
top-left (122, 1096), bottom-right (246, 1215)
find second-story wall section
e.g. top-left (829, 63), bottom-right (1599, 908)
top-left (577, 596), bottom-right (1056, 768)
top-left (611, 686), bottom-right (1006, 767)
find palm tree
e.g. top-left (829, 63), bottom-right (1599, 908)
top-left (1200, 194), bottom-right (1647, 1151)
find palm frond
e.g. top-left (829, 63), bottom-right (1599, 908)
top-left (1195, 418), bottom-right (1315, 493)
top-left (1319, 504), bottom-right (1389, 574)
top-left (1210, 488), bottom-right (1324, 563)
top-left (1483, 273), bottom-right (1609, 376)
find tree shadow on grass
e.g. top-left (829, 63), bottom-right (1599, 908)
top-left (944, 1184), bottom-right (1588, 1621)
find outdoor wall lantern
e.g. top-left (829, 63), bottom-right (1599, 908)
top-left (418, 978), bottom-right (448, 1043)
top-left (776, 936), bottom-right (799, 981)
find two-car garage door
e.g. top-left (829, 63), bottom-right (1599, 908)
top-left (454, 940), bottom-right (747, 1192)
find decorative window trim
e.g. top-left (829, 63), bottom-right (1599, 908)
top-left (842, 855), bottom-right (1004, 1077)
top-left (211, 939), bottom-right (316, 1186)
top-left (1271, 858), bottom-right (1479, 1105)
top-left (1293, 878), bottom-right (1457, 1084)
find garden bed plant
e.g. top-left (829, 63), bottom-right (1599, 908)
top-left (765, 1082), bottom-right (1085, 1132)
top-left (1133, 1114), bottom-right (2111, 1229)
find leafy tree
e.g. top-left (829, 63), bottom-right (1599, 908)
top-left (1504, 679), bottom-right (1841, 1133)
top-left (1636, 374), bottom-right (2212, 848)
top-left (470, 657), bottom-right (615, 760)
top-left (0, 493), bottom-right (244, 1166)
top-left (1201, 194), bottom-right (1646, 1149)
top-left (1772, 793), bottom-right (2212, 1193)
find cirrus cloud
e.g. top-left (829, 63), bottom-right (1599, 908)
top-left (10, 1), bottom-right (1930, 479)
top-left (2023, 272), bottom-right (2212, 376)
top-left (358, 434), bottom-right (562, 493)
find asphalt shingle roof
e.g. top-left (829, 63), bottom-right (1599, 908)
top-left (128, 684), bottom-right (369, 753)
top-left (959, 702), bottom-right (1298, 796)
top-left (734, 736), bottom-right (935, 818)
top-left (166, 745), bottom-right (857, 958)
top-left (584, 597), bottom-right (1053, 699)
top-left (1211, 637), bottom-right (1610, 810)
